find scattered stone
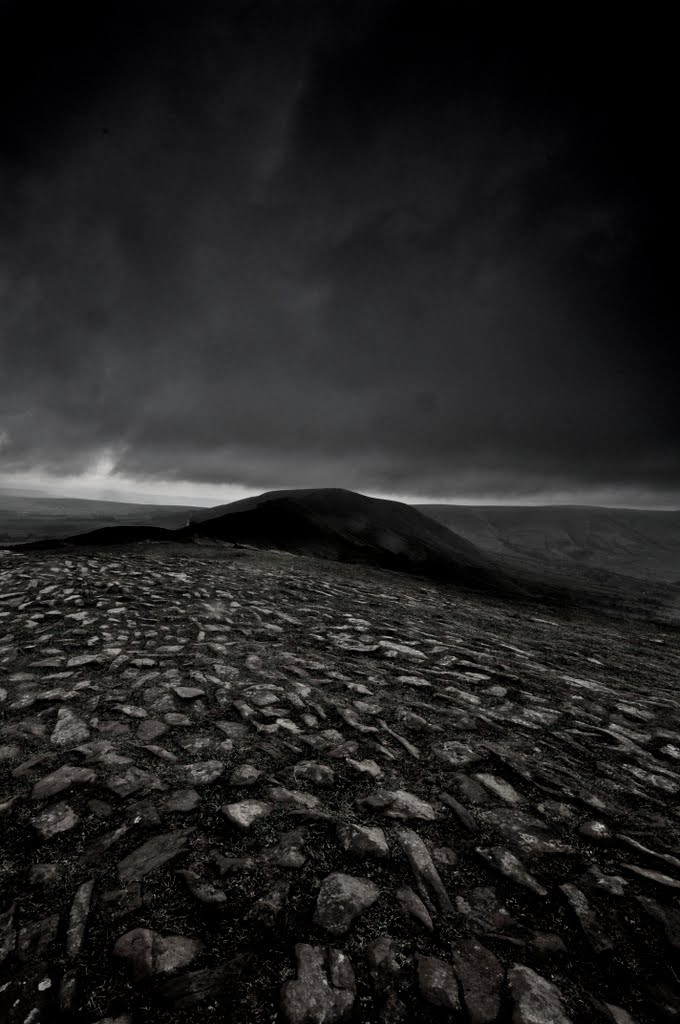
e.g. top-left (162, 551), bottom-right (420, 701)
top-left (477, 847), bottom-right (547, 896)
top-left (281, 944), bottom-right (356, 1024)
top-left (265, 830), bottom-right (307, 868)
top-left (621, 863), bottom-right (680, 890)
top-left (246, 881), bottom-right (290, 927)
top-left (173, 686), bottom-right (205, 700)
top-left (475, 773), bottom-right (522, 804)
top-left (416, 954), bottom-right (460, 1011)
top-left (229, 764), bottom-right (262, 786)
top-left (107, 766), bottom-right (166, 798)
top-left (0, 901), bottom-right (16, 964)
top-left (358, 789), bottom-right (438, 820)
top-left (531, 932), bottom-right (568, 959)
top-left (31, 801), bottom-right (80, 839)
top-left (451, 938), bottom-right (504, 1023)
top-left (51, 708), bottom-right (90, 746)
top-left (164, 788), bottom-right (201, 813)
top-left (30, 863), bottom-right (64, 887)
top-left (32, 763), bottom-right (96, 799)
top-left (184, 760), bottom-right (224, 785)
top-left (16, 914), bottom-right (60, 959)
top-left (222, 799), bottom-right (273, 829)
top-left (118, 829), bottom-right (195, 882)
top-left (113, 927), bottom-right (203, 979)
top-left (315, 873), bottom-right (380, 935)
top-left (508, 964), bottom-right (573, 1024)
top-left (560, 883), bottom-right (613, 954)
top-left (176, 869), bottom-right (228, 907)
top-left (294, 761), bottom-right (335, 785)
top-left (396, 886), bottom-right (433, 931)
top-left (395, 827), bottom-right (453, 913)
top-left (337, 823), bottom-right (390, 859)
top-left (366, 935), bottom-right (401, 986)
top-left (66, 879), bottom-right (95, 958)
top-left (102, 883), bottom-right (144, 920)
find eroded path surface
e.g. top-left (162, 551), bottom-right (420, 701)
top-left (0, 544), bottom-right (679, 1024)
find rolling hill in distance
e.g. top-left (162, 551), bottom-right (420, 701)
top-left (2, 488), bottom-right (679, 621)
top-left (0, 492), bottom-right (195, 543)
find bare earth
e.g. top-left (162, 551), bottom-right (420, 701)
top-left (0, 543), bottom-right (678, 1023)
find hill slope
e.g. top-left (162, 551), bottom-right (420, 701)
top-left (187, 487), bottom-right (509, 591)
top-left (418, 504), bottom-right (680, 584)
top-left (9, 488), bottom-right (510, 594)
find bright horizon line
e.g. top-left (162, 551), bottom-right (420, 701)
top-left (1, 469), bottom-right (679, 511)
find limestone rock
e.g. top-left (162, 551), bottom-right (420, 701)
top-left (315, 873), bottom-right (380, 936)
top-left (281, 943), bottom-right (356, 1024)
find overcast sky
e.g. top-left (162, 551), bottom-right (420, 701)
top-left (0, 2), bottom-right (677, 507)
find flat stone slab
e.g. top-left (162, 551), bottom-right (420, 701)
top-left (314, 873), bottom-right (380, 936)
top-left (221, 800), bottom-right (273, 828)
top-left (118, 829), bottom-right (195, 883)
top-left (281, 943), bottom-right (356, 1024)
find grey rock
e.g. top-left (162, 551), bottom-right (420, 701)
top-left (118, 828), bottom-right (195, 882)
top-left (176, 869), bottom-right (227, 906)
top-left (456, 886), bottom-right (518, 934)
top-left (621, 863), bottom-right (680, 890)
top-left (315, 872), bottom-right (380, 936)
top-left (265, 830), bottom-right (307, 868)
top-left (451, 938), bottom-right (504, 1023)
top-left (164, 788), bottom-right (201, 812)
top-left (531, 932), bottom-right (568, 959)
top-left (16, 914), bottom-right (60, 959)
top-left (102, 883), bottom-right (144, 920)
top-left (107, 766), bottom-right (166, 798)
top-left (366, 935), bottom-right (401, 985)
top-left (396, 886), bottom-right (433, 931)
top-left (113, 927), bottom-right (203, 979)
top-left (32, 763), bottom-right (96, 799)
top-left (173, 686), bottom-right (205, 700)
top-left (222, 799), bottom-right (273, 828)
top-left (358, 789), bottom-right (437, 820)
top-left (66, 879), bottom-right (95, 958)
top-left (477, 847), bottom-right (547, 896)
top-left (281, 943), bottom-right (356, 1024)
top-left (395, 827), bottom-right (453, 913)
top-left (51, 708), bottom-right (90, 747)
top-left (508, 964), bottom-right (573, 1024)
top-left (184, 760), bottom-right (224, 785)
top-left (229, 763), bottom-right (262, 786)
top-left (560, 883), bottom-right (613, 954)
top-left (294, 761), bottom-right (335, 786)
top-left (245, 881), bottom-right (290, 927)
top-left (268, 786), bottom-right (322, 810)
top-left (337, 823), bottom-right (390, 859)
top-left (31, 801), bottom-right (80, 839)
top-left (416, 955), bottom-right (460, 1011)
top-left (29, 863), bottom-right (65, 887)
top-left (0, 901), bottom-right (16, 964)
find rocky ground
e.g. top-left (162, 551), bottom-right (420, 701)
top-left (0, 542), bottom-right (679, 1024)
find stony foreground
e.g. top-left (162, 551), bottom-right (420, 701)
top-left (0, 543), bottom-right (679, 1024)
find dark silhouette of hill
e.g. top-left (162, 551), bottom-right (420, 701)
top-left (8, 488), bottom-right (511, 594)
top-left (185, 488), bottom-right (510, 591)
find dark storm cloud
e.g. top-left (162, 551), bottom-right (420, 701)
top-left (0, 1), bottom-right (677, 499)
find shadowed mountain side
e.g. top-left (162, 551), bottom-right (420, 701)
top-left (185, 488), bottom-right (512, 592)
top-left (418, 504), bottom-right (680, 585)
top-left (14, 524), bottom-right (177, 549)
top-left (8, 488), bottom-right (513, 595)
